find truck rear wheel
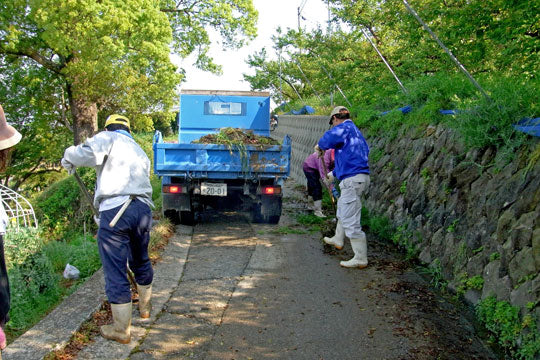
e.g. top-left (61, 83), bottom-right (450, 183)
top-left (164, 210), bottom-right (195, 225)
top-left (266, 215), bottom-right (280, 224)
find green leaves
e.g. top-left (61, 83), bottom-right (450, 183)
top-left (246, 0), bottom-right (538, 113)
top-left (1, 0), bottom-right (258, 186)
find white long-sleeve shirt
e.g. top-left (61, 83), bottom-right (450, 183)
top-left (63, 131), bottom-right (153, 211)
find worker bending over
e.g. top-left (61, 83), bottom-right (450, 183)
top-left (316, 106), bottom-right (371, 268)
top-left (62, 115), bottom-right (153, 344)
top-left (302, 149), bottom-right (334, 217)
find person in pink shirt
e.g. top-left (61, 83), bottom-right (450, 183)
top-left (302, 149), bottom-right (335, 217)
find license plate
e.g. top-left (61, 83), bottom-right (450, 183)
top-left (201, 182), bottom-right (227, 196)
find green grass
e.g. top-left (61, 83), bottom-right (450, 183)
top-left (4, 228), bottom-right (101, 339)
top-left (269, 226), bottom-right (307, 235)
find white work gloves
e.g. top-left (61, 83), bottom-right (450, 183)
top-left (93, 215), bottom-right (101, 226)
top-left (314, 144), bottom-right (324, 157)
top-left (61, 158), bottom-right (75, 175)
top-left (325, 171), bottom-right (334, 186)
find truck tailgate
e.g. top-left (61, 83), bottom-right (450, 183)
top-left (153, 134), bottom-right (291, 179)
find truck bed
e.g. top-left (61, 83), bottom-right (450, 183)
top-left (153, 131), bottom-right (291, 179)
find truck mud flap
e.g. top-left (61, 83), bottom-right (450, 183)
top-left (251, 196), bottom-right (282, 224)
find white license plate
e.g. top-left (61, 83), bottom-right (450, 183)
top-left (201, 182), bottom-right (227, 196)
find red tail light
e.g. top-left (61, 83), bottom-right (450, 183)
top-left (163, 185), bottom-right (183, 194)
top-left (261, 186), bottom-right (281, 195)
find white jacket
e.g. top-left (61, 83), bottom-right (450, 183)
top-left (63, 131), bottom-right (153, 210)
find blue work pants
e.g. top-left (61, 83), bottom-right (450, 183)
top-left (304, 169), bottom-right (323, 201)
top-left (97, 199), bottom-right (153, 304)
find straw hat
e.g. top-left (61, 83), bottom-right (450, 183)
top-left (329, 106), bottom-right (350, 124)
top-left (0, 104), bottom-right (22, 150)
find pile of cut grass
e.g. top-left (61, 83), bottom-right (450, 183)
top-left (192, 127), bottom-right (279, 145)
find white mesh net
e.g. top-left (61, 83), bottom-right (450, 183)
top-left (0, 184), bottom-right (38, 230)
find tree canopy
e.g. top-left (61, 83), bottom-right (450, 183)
top-left (245, 0), bottom-right (539, 110)
top-left (0, 0), bottom-right (258, 189)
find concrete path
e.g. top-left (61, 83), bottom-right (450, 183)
top-left (2, 179), bottom-right (497, 359)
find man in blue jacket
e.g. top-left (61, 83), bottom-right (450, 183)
top-left (315, 106), bottom-right (371, 268)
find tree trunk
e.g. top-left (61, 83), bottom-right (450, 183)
top-left (68, 95), bottom-right (98, 145)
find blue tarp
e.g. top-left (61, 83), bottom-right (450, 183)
top-left (286, 105), bottom-right (315, 115)
top-left (378, 105), bottom-right (539, 137)
top-left (439, 109), bottom-right (458, 115)
top-left (380, 105), bottom-right (412, 116)
top-left (513, 117), bottom-right (540, 137)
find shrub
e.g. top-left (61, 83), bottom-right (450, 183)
top-left (34, 168), bottom-right (96, 239)
top-left (5, 228), bottom-right (61, 334)
top-left (476, 296), bottom-right (540, 359)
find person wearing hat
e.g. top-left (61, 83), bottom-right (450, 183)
top-left (0, 104), bottom-right (23, 351)
top-left (61, 114), bottom-right (154, 344)
top-left (315, 106), bottom-right (371, 268)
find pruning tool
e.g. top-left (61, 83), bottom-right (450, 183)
top-left (73, 170), bottom-right (99, 218)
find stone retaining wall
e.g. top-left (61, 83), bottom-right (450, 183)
top-left (273, 115), bottom-right (540, 322)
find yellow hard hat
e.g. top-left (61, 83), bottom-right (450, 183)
top-left (104, 114), bottom-right (130, 129)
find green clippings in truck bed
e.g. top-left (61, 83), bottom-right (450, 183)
top-left (192, 127), bottom-right (280, 145)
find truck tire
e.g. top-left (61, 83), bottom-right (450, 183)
top-left (266, 215), bottom-right (280, 224)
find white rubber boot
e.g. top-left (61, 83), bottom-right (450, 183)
top-left (313, 200), bottom-right (324, 218)
top-left (340, 234), bottom-right (368, 268)
top-left (137, 283), bottom-right (152, 319)
top-left (100, 302), bottom-right (132, 344)
top-left (323, 221), bottom-right (344, 250)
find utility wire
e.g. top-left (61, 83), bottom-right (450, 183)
top-left (321, 65), bottom-right (352, 108)
top-left (402, 0), bottom-right (490, 101)
top-left (295, 61), bottom-right (322, 101)
top-left (359, 27), bottom-right (408, 94)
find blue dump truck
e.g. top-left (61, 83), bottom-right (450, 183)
top-left (153, 90), bottom-right (291, 225)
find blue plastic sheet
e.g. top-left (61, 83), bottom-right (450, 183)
top-left (286, 105), bottom-right (315, 115)
top-left (377, 105), bottom-right (538, 138)
top-left (380, 105), bottom-right (412, 116)
top-left (513, 117), bottom-right (540, 137)
top-left (439, 109), bottom-right (458, 115)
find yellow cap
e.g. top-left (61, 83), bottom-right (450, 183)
top-left (104, 114), bottom-right (130, 129)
